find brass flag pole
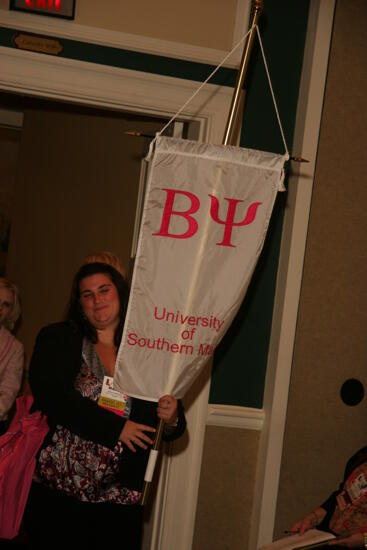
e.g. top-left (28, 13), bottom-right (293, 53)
top-left (223, 0), bottom-right (264, 146)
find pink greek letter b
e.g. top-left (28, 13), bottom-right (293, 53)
top-left (153, 189), bottom-right (200, 239)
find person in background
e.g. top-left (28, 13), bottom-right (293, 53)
top-left (25, 258), bottom-right (186, 549)
top-left (84, 250), bottom-right (127, 280)
top-left (290, 446), bottom-right (367, 548)
top-left (0, 277), bottom-right (24, 434)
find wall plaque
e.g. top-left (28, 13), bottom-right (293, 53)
top-left (14, 32), bottom-right (63, 55)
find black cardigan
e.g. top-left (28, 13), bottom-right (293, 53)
top-left (29, 321), bottom-right (186, 491)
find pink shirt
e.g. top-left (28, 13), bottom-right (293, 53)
top-left (0, 326), bottom-right (24, 420)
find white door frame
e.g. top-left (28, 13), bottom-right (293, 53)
top-left (249, 2), bottom-right (336, 548)
top-left (0, 39), bottom-right (232, 550)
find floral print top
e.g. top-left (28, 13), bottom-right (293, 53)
top-left (34, 338), bottom-right (140, 504)
top-left (329, 463), bottom-right (367, 535)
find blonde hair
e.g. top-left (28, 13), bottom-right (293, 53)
top-left (83, 251), bottom-right (126, 279)
top-left (0, 277), bottom-right (21, 331)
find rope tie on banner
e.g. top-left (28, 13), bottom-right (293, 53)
top-left (147, 24), bottom-right (289, 160)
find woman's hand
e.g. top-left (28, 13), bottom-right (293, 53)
top-left (329, 533), bottom-right (364, 547)
top-left (290, 507), bottom-right (327, 535)
top-left (157, 395), bottom-right (178, 425)
top-left (119, 420), bottom-right (155, 452)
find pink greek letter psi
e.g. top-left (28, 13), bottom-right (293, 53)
top-left (209, 195), bottom-right (262, 247)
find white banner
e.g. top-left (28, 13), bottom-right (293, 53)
top-left (114, 137), bottom-right (286, 401)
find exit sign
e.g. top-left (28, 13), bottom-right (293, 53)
top-left (10, 0), bottom-right (76, 20)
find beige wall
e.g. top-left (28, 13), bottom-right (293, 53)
top-left (275, 0), bottom-right (367, 537)
top-left (76, 0), bottom-right (238, 50)
top-left (193, 426), bottom-right (260, 550)
top-left (1, 0), bottom-right (239, 51)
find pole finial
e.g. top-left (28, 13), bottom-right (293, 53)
top-left (254, 0), bottom-right (264, 11)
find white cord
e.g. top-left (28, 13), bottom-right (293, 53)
top-left (154, 26), bottom-right (255, 142)
top-left (255, 25), bottom-right (289, 158)
top-left (151, 23), bottom-right (289, 159)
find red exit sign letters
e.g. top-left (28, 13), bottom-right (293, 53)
top-left (10, 0), bottom-right (76, 20)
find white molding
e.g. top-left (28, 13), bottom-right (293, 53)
top-left (0, 3), bottom-right (251, 68)
top-left (207, 404), bottom-right (264, 430)
top-left (249, 2), bottom-right (336, 549)
top-left (157, 368), bottom-right (212, 550)
top-left (0, 45), bottom-right (232, 146)
top-left (0, 43), bottom-right (233, 550)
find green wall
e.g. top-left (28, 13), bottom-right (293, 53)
top-left (210, 0), bottom-right (310, 407)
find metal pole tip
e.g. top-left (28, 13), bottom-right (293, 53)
top-left (290, 156), bottom-right (309, 163)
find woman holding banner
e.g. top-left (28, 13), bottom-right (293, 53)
top-left (25, 259), bottom-right (186, 549)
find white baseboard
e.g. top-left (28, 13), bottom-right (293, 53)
top-left (207, 404), bottom-right (265, 430)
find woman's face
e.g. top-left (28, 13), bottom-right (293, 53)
top-left (79, 273), bottom-right (120, 332)
top-left (0, 287), bottom-right (14, 327)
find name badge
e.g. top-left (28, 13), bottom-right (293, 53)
top-left (346, 472), bottom-right (367, 502)
top-left (98, 376), bottom-right (129, 417)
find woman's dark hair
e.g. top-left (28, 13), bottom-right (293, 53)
top-left (66, 262), bottom-right (129, 346)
